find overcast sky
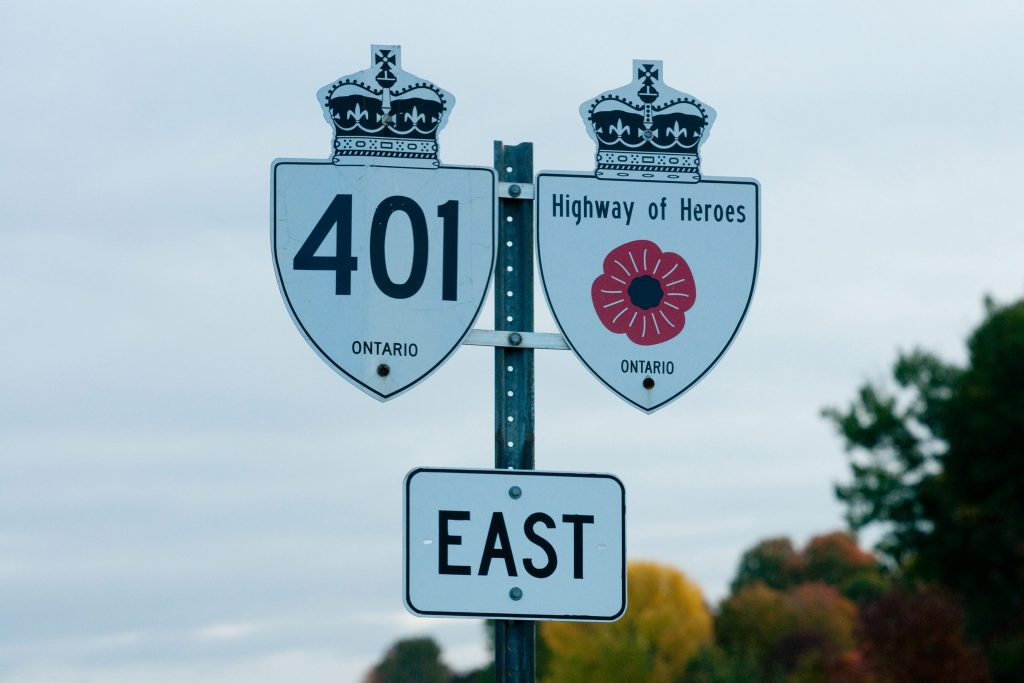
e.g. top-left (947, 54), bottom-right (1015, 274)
top-left (2, 1), bottom-right (1023, 681)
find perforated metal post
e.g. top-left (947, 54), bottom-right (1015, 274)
top-left (493, 141), bottom-right (535, 682)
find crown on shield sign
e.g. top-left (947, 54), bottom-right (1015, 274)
top-left (580, 60), bottom-right (716, 182)
top-left (317, 45), bottom-right (453, 168)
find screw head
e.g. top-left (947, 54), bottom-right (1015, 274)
top-left (508, 332), bottom-right (523, 346)
top-left (377, 364), bottom-right (390, 377)
top-left (643, 130), bottom-right (653, 140)
top-left (509, 587), bottom-right (523, 601)
top-left (509, 485), bottom-right (522, 500)
top-left (508, 184), bottom-right (522, 197)
top-left (642, 376), bottom-right (655, 390)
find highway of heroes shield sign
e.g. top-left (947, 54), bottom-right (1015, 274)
top-left (536, 172), bottom-right (759, 413)
top-left (273, 162), bottom-right (496, 400)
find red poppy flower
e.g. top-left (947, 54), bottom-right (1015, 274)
top-left (591, 240), bottom-right (696, 346)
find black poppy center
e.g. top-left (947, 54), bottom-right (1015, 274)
top-left (628, 275), bottom-right (664, 310)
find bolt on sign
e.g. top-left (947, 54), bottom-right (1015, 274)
top-left (271, 45), bottom-right (496, 400)
top-left (537, 60), bottom-right (760, 413)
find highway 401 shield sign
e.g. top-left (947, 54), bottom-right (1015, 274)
top-left (272, 46), bottom-right (496, 400)
top-left (537, 59), bottom-right (760, 413)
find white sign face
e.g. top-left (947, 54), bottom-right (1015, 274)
top-left (273, 162), bottom-right (496, 400)
top-left (404, 468), bottom-right (626, 621)
top-left (537, 172), bottom-right (759, 412)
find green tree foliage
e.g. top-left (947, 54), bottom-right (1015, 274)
top-left (716, 581), bottom-right (790, 668)
top-left (717, 532), bottom-right (888, 681)
top-left (363, 637), bottom-right (450, 683)
top-left (825, 297), bottom-right (1024, 674)
top-left (859, 586), bottom-right (989, 683)
top-left (923, 299), bottom-right (1024, 645)
top-left (802, 532), bottom-right (887, 603)
top-left (822, 347), bottom-right (958, 569)
top-left (802, 532), bottom-right (875, 586)
top-left (716, 580), bottom-right (862, 682)
top-left (730, 537), bottom-right (804, 593)
top-left (679, 645), bottom-right (760, 683)
top-left (540, 561), bottom-right (712, 683)
top-left (730, 532), bottom-right (887, 605)
top-left (776, 583), bottom-right (863, 683)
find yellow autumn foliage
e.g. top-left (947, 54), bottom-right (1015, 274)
top-left (540, 560), bottom-right (712, 683)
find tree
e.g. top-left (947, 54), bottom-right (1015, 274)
top-left (540, 561), bottom-right (712, 683)
top-left (825, 297), bottom-right (1024, 678)
top-left (679, 645), bottom-right (760, 683)
top-left (859, 586), bottom-right (989, 683)
top-left (716, 581), bottom-right (861, 682)
top-left (822, 347), bottom-right (958, 569)
top-left (363, 637), bottom-right (450, 683)
top-left (777, 582), bottom-right (858, 681)
top-left (716, 581), bottom-right (791, 669)
top-left (802, 532), bottom-right (887, 604)
top-left (923, 299), bottom-right (1024, 643)
top-left (730, 537), bottom-right (804, 593)
top-left (802, 533), bottom-right (874, 586)
top-left (730, 533), bottom-right (887, 605)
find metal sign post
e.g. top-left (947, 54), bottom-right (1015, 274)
top-left (493, 140), bottom-right (535, 682)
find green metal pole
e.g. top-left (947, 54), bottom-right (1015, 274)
top-left (493, 140), bottom-right (535, 683)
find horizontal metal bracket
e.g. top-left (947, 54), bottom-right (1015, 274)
top-left (464, 329), bottom-right (569, 350)
top-left (498, 182), bottom-right (535, 200)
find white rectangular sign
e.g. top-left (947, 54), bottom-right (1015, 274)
top-left (403, 468), bottom-right (626, 621)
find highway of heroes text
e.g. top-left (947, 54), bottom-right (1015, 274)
top-left (550, 193), bottom-right (748, 226)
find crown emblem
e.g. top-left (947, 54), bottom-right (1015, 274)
top-left (317, 45), bottom-right (453, 168)
top-left (580, 60), bottom-right (716, 183)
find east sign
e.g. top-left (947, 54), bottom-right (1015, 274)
top-left (403, 468), bottom-right (626, 621)
top-left (272, 46), bottom-right (496, 400)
